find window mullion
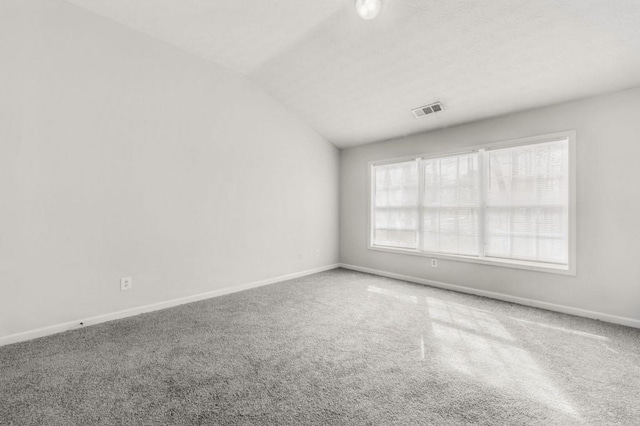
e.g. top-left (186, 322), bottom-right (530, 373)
top-left (416, 157), bottom-right (424, 252)
top-left (478, 149), bottom-right (487, 259)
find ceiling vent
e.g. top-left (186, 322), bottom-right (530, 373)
top-left (412, 102), bottom-right (444, 118)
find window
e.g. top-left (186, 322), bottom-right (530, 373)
top-left (422, 152), bottom-right (480, 256)
top-left (371, 160), bottom-right (419, 249)
top-left (369, 132), bottom-right (575, 274)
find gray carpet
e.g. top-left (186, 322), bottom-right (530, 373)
top-left (1, 268), bottom-right (639, 425)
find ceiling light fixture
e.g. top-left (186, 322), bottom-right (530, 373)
top-left (355, 0), bottom-right (382, 20)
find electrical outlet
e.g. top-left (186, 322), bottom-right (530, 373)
top-left (315, 249), bottom-right (320, 258)
top-left (431, 259), bottom-right (438, 267)
top-left (299, 253), bottom-right (304, 261)
top-left (120, 276), bottom-right (132, 291)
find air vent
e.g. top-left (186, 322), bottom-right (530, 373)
top-left (412, 102), bottom-right (444, 118)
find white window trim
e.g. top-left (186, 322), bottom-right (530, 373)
top-left (368, 130), bottom-right (577, 276)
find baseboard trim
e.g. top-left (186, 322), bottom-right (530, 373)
top-left (0, 264), bottom-right (340, 347)
top-left (339, 263), bottom-right (640, 329)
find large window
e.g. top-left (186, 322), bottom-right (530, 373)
top-left (370, 132), bottom-right (575, 274)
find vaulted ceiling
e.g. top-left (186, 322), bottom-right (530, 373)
top-left (64, 0), bottom-right (640, 148)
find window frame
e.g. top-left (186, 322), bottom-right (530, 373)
top-left (368, 131), bottom-right (577, 276)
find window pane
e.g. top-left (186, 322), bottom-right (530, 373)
top-left (484, 140), bottom-right (569, 264)
top-left (372, 161), bottom-right (419, 248)
top-left (422, 153), bottom-right (480, 256)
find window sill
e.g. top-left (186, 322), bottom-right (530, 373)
top-left (368, 245), bottom-right (575, 276)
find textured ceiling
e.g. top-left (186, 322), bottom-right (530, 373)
top-left (64, 0), bottom-right (640, 148)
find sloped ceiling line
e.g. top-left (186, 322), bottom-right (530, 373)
top-left (65, 0), bottom-right (640, 148)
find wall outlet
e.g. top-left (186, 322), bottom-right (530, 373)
top-left (120, 276), bottom-right (132, 291)
top-left (315, 249), bottom-right (320, 258)
top-left (299, 253), bottom-right (304, 261)
top-left (431, 259), bottom-right (438, 267)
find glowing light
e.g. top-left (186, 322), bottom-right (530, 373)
top-left (355, 0), bottom-right (382, 20)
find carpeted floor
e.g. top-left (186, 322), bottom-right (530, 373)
top-left (1, 268), bottom-right (639, 425)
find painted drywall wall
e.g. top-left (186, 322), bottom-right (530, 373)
top-left (0, 0), bottom-right (339, 339)
top-left (340, 87), bottom-right (640, 323)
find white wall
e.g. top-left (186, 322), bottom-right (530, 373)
top-left (0, 0), bottom-right (339, 339)
top-left (341, 87), bottom-right (640, 323)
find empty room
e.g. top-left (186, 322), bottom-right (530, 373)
top-left (1, 0), bottom-right (640, 424)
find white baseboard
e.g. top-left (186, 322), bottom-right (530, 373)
top-left (0, 264), bottom-right (340, 347)
top-left (339, 263), bottom-right (640, 329)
